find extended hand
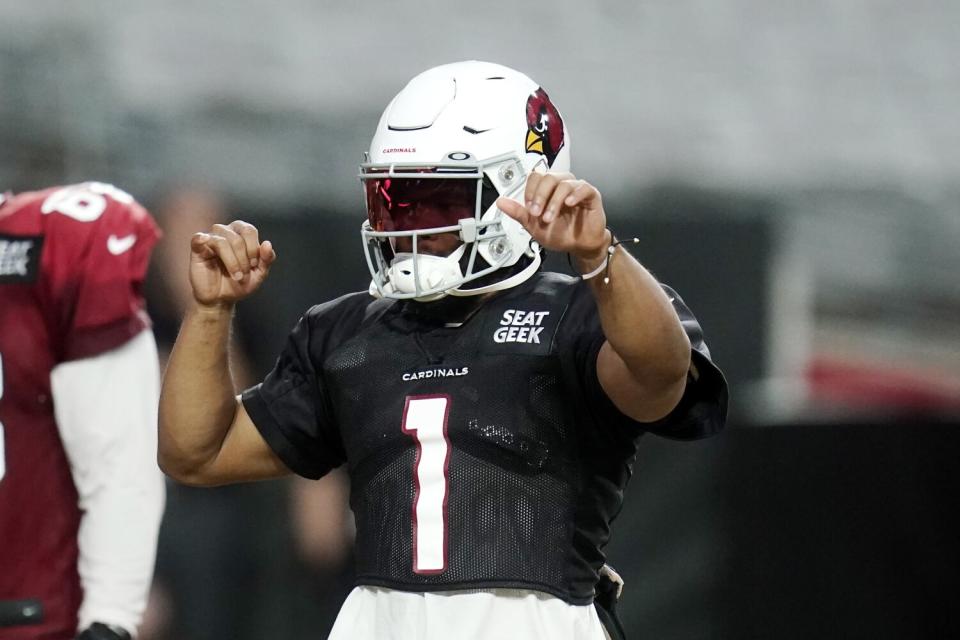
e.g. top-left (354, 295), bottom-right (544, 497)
top-left (189, 220), bottom-right (276, 307)
top-left (496, 172), bottom-right (610, 266)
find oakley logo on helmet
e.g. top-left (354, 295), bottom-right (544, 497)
top-left (525, 88), bottom-right (565, 167)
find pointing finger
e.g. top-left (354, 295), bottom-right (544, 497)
top-left (497, 197), bottom-right (530, 227)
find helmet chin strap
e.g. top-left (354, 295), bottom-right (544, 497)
top-left (449, 250), bottom-right (541, 297)
top-left (367, 236), bottom-right (541, 302)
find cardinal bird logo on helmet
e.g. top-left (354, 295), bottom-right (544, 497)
top-left (525, 88), bottom-right (565, 167)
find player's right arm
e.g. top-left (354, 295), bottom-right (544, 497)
top-left (158, 220), bottom-right (288, 486)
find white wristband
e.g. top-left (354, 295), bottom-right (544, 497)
top-left (579, 245), bottom-right (616, 280)
top-left (577, 233), bottom-right (640, 283)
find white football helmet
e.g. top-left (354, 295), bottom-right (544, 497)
top-left (360, 60), bottom-right (571, 301)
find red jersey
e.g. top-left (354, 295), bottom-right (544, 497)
top-left (0, 183), bottom-right (159, 639)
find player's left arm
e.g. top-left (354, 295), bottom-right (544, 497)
top-left (497, 173), bottom-right (691, 422)
top-left (51, 328), bottom-right (165, 638)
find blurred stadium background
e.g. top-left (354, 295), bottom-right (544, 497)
top-left (2, 1), bottom-right (958, 638)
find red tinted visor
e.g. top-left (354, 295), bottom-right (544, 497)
top-left (364, 177), bottom-right (479, 233)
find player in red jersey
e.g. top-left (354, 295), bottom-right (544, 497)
top-left (0, 183), bottom-right (165, 640)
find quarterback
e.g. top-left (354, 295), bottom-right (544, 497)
top-left (0, 183), bottom-right (165, 639)
top-left (159, 61), bottom-right (727, 639)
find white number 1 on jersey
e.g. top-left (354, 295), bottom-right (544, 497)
top-left (402, 395), bottom-right (451, 574)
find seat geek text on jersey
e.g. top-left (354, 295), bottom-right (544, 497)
top-left (493, 310), bottom-right (551, 344)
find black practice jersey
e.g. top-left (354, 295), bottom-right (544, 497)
top-left (242, 271), bottom-right (727, 605)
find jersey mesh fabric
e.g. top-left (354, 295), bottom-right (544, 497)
top-left (242, 271), bottom-right (727, 605)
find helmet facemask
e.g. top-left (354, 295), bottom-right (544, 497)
top-left (360, 152), bottom-right (541, 302)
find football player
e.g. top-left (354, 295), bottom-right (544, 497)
top-left (0, 183), bottom-right (165, 640)
top-left (158, 61), bottom-right (728, 639)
